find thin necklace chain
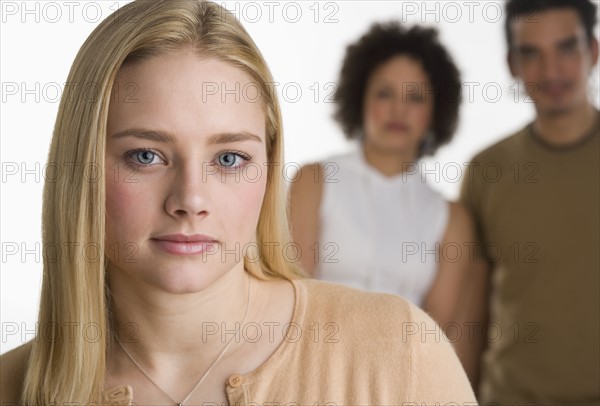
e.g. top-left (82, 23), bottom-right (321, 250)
top-left (115, 275), bottom-right (252, 406)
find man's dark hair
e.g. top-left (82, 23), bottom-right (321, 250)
top-left (333, 22), bottom-right (461, 157)
top-left (505, 0), bottom-right (598, 49)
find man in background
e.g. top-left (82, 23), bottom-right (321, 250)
top-left (460, 0), bottom-right (599, 404)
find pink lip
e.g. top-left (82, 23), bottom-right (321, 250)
top-left (385, 122), bottom-right (408, 132)
top-left (151, 234), bottom-right (218, 256)
top-left (153, 234), bottom-right (217, 242)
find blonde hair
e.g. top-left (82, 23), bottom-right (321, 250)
top-left (23, 0), bottom-right (306, 403)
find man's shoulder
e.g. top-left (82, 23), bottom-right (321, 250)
top-left (470, 125), bottom-right (530, 164)
top-left (0, 340), bottom-right (33, 403)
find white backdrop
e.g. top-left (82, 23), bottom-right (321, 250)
top-left (1, 0), bottom-right (599, 354)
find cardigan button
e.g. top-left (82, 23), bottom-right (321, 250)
top-left (228, 373), bottom-right (244, 388)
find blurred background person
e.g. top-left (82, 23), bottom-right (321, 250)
top-left (460, 0), bottom-right (600, 404)
top-left (289, 22), bottom-right (479, 375)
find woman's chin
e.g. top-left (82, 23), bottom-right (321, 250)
top-left (141, 267), bottom-right (227, 296)
top-left (371, 139), bottom-right (417, 156)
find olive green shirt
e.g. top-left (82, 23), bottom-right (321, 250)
top-left (460, 114), bottom-right (600, 405)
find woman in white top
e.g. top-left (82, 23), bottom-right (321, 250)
top-left (290, 22), bottom-right (485, 382)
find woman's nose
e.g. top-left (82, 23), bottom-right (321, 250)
top-left (164, 163), bottom-right (213, 218)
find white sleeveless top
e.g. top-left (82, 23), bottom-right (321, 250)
top-left (316, 148), bottom-right (449, 306)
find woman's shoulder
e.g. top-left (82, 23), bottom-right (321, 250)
top-left (410, 169), bottom-right (448, 205)
top-left (295, 277), bottom-right (462, 353)
top-left (300, 277), bottom-right (410, 308)
top-left (318, 149), bottom-right (360, 166)
top-left (293, 149), bottom-right (361, 182)
top-left (292, 279), bottom-right (476, 403)
top-left (296, 278), bottom-right (419, 334)
top-left (0, 340), bottom-right (33, 402)
top-left (289, 150), bottom-right (362, 213)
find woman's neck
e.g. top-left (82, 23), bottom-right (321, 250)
top-left (104, 263), bottom-right (296, 402)
top-left (107, 262), bottom-right (253, 372)
top-left (361, 141), bottom-right (418, 177)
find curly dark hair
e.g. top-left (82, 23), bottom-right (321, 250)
top-left (505, 0), bottom-right (598, 49)
top-left (333, 22), bottom-right (462, 156)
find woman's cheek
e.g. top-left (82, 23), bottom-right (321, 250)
top-left (364, 99), bottom-right (389, 133)
top-left (105, 175), bottom-right (149, 238)
top-left (413, 103), bottom-right (434, 129)
top-left (107, 181), bottom-right (132, 219)
top-left (225, 174), bottom-right (266, 231)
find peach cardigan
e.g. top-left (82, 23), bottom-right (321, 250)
top-left (102, 278), bottom-right (477, 405)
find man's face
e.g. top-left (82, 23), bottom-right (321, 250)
top-left (508, 8), bottom-right (598, 115)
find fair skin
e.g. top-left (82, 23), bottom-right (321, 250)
top-left (289, 55), bottom-right (477, 355)
top-left (508, 8), bottom-right (599, 145)
top-left (104, 50), bottom-right (294, 405)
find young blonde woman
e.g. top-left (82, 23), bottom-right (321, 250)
top-left (0, 1), bottom-right (477, 404)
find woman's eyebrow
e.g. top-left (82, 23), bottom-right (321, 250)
top-left (110, 129), bottom-right (176, 142)
top-left (109, 129), bottom-right (263, 144)
top-left (207, 131), bottom-right (263, 145)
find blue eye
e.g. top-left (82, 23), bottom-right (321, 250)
top-left (136, 150), bottom-right (156, 164)
top-left (125, 149), bottom-right (163, 166)
top-left (217, 152), bottom-right (251, 169)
